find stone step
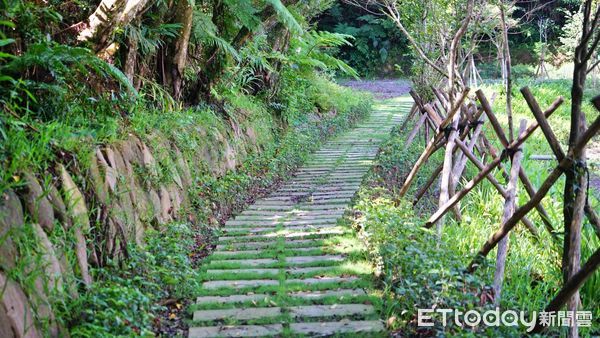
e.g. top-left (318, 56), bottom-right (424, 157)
top-left (289, 288), bottom-right (366, 300)
top-left (290, 177), bottom-right (364, 183)
top-left (287, 276), bottom-right (358, 285)
top-left (223, 224), bottom-right (338, 235)
top-left (215, 238), bottom-right (326, 251)
top-left (284, 239), bottom-right (322, 247)
top-left (293, 171), bottom-right (365, 177)
top-left (289, 320), bottom-right (385, 336)
top-left (282, 211), bottom-right (345, 217)
top-left (195, 288), bottom-right (366, 306)
top-left (192, 307), bottom-right (281, 322)
top-left (220, 226), bottom-right (345, 240)
top-left (291, 247), bottom-right (326, 253)
top-left (225, 219), bottom-right (339, 228)
top-left (196, 293), bottom-right (275, 305)
top-left (289, 304), bottom-right (375, 318)
top-left (288, 180), bottom-right (362, 186)
top-left (189, 324), bottom-right (283, 338)
top-left (205, 268), bottom-right (279, 276)
top-left (285, 255), bottom-right (344, 265)
top-left (213, 243), bottom-right (336, 260)
top-left (285, 266), bottom-right (334, 274)
top-left (275, 186), bottom-right (359, 193)
top-left (216, 241), bottom-right (278, 250)
top-left (289, 205), bottom-right (348, 211)
top-left (202, 279), bottom-right (279, 290)
top-left (218, 228), bottom-right (346, 242)
top-left (208, 258), bottom-right (278, 267)
top-left (210, 250), bottom-right (277, 258)
top-left (296, 167), bottom-right (366, 172)
top-left (205, 265), bottom-right (337, 277)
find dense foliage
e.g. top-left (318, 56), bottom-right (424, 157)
top-left (317, 3), bottom-right (411, 77)
top-left (0, 0), bottom-right (374, 335)
top-left (0, 0), bottom-right (360, 187)
top-left (317, 0), bottom-right (598, 80)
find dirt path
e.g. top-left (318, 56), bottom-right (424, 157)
top-left (340, 79), bottom-right (412, 99)
top-left (187, 98), bottom-right (412, 337)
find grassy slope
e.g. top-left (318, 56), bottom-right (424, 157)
top-left (63, 77), bottom-right (374, 336)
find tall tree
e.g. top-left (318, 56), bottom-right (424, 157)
top-left (563, 1), bottom-right (599, 337)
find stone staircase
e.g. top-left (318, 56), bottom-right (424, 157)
top-left (188, 98), bottom-right (411, 337)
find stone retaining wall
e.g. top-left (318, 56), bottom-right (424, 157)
top-left (0, 122), bottom-right (263, 337)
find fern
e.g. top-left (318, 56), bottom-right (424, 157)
top-left (192, 10), bottom-right (241, 61)
top-left (287, 30), bottom-right (359, 78)
top-left (124, 23), bottom-right (182, 56)
top-left (264, 0), bottom-right (303, 35)
top-left (1, 43), bottom-right (136, 94)
top-left (223, 0), bottom-right (261, 30)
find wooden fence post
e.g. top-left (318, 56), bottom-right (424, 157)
top-left (493, 120), bottom-right (527, 304)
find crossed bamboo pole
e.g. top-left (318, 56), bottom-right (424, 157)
top-left (404, 88), bottom-right (542, 233)
top-left (402, 87), bottom-right (600, 335)
top-left (424, 93), bottom-right (562, 228)
top-left (467, 108), bottom-right (600, 273)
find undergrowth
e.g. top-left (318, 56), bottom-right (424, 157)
top-left (350, 84), bottom-right (599, 336)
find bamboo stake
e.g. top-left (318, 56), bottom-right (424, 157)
top-left (478, 90), bottom-right (563, 236)
top-left (455, 140), bottom-right (538, 236)
top-left (531, 247), bottom-right (600, 334)
top-left (440, 89), bottom-right (470, 130)
top-left (493, 120), bottom-right (527, 305)
top-left (593, 95), bottom-right (600, 110)
top-left (450, 114), bottom-right (485, 192)
top-left (436, 114), bottom-right (462, 227)
top-left (399, 103), bottom-right (418, 131)
top-left (398, 133), bottom-right (445, 198)
top-left (412, 108), bottom-right (484, 207)
top-left (425, 155), bottom-right (504, 228)
top-left (436, 90), bottom-right (472, 230)
top-left (431, 87), bottom-right (449, 119)
top-left (398, 89), bottom-right (469, 198)
top-left (424, 104), bottom-right (444, 127)
top-left (522, 87), bottom-right (600, 239)
top-left (413, 163), bottom-right (443, 205)
top-left (521, 87), bottom-right (564, 160)
top-left (405, 110), bottom-right (428, 147)
top-left (425, 113), bottom-right (556, 228)
top-left (480, 134), bottom-right (555, 236)
top-left (467, 115), bottom-right (600, 272)
top-left (424, 118), bottom-right (429, 143)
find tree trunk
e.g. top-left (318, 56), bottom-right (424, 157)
top-left (124, 36), bottom-right (137, 83)
top-left (78, 0), bottom-right (151, 52)
top-left (563, 38), bottom-right (586, 338)
top-left (563, 3), bottom-right (598, 336)
top-left (171, 0), bottom-right (194, 100)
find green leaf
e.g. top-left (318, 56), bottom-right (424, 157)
top-left (264, 0), bottom-right (303, 35)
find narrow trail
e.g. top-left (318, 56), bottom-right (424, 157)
top-left (188, 96), bottom-right (412, 337)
